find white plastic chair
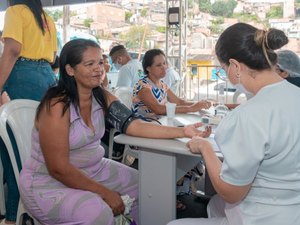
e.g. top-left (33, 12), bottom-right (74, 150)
top-left (108, 87), bottom-right (138, 165)
top-left (113, 87), bottom-right (133, 110)
top-left (107, 87), bottom-right (133, 159)
top-left (0, 99), bottom-right (40, 225)
top-left (232, 90), bottom-right (252, 104)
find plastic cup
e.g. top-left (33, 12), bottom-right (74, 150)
top-left (166, 102), bottom-right (176, 118)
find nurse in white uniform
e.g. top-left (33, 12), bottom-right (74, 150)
top-left (168, 23), bottom-right (300, 225)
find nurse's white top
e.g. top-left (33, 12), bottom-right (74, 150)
top-left (215, 80), bottom-right (300, 225)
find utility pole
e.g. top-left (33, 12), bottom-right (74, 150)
top-left (166, 0), bottom-right (187, 98)
top-left (63, 5), bottom-right (70, 44)
top-left (138, 24), bottom-right (147, 61)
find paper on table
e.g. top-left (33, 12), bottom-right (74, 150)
top-left (176, 134), bottom-right (220, 153)
top-left (199, 106), bottom-right (215, 117)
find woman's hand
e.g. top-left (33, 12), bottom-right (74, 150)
top-left (183, 122), bottom-right (212, 138)
top-left (187, 136), bottom-right (212, 155)
top-left (102, 189), bottom-right (125, 216)
top-left (189, 100), bottom-right (211, 112)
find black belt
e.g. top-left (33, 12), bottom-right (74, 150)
top-left (18, 57), bottom-right (48, 63)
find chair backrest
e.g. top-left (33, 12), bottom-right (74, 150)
top-left (232, 90), bottom-right (252, 104)
top-left (113, 87), bottom-right (133, 109)
top-left (0, 99), bottom-right (39, 187)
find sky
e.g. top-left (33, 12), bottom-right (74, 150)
top-left (0, 11), bottom-right (4, 30)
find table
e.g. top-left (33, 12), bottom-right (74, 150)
top-left (114, 113), bottom-right (221, 225)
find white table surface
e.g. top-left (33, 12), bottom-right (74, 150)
top-left (114, 113), bottom-right (221, 225)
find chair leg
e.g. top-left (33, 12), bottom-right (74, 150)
top-left (121, 145), bottom-right (129, 165)
top-left (0, 162), bottom-right (6, 216)
top-left (17, 200), bottom-right (41, 225)
top-left (108, 128), bottom-right (116, 159)
top-left (16, 200), bottom-right (25, 225)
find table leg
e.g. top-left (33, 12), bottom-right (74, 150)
top-left (139, 148), bottom-right (176, 225)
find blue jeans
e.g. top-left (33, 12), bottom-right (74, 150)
top-left (0, 59), bottom-right (56, 221)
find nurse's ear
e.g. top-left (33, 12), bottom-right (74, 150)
top-left (229, 59), bottom-right (241, 76)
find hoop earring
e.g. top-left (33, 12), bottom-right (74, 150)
top-left (236, 73), bottom-right (240, 83)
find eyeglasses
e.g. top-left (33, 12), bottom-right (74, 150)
top-left (215, 66), bottom-right (228, 81)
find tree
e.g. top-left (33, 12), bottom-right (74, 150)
top-left (211, 0), bottom-right (237, 18)
top-left (125, 11), bottom-right (133, 22)
top-left (83, 18), bottom-right (93, 28)
top-left (120, 25), bottom-right (152, 50)
top-left (188, 0), bottom-right (194, 8)
top-left (44, 9), bottom-right (63, 22)
top-left (156, 26), bottom-right (166, 33)
top-left (266, 6), bottom-right (283, 19)
top-left (209, 23), bottom-right (224, 34)
top-left (211, 17), bottom-right (224, 25)
top-left (232, 13), bottom-right (260, 23)
top-left (209, 17), bottom-right (225, 34)
top-left (199, 0), bottom-right (211, 13)
top-left (140, 8), bottom-right (148, 17)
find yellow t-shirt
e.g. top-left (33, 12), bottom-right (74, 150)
top-left (2, 5), bottom-right (57, 63)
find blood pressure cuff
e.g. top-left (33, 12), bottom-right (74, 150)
top-left (105, 100), bottom-right (137, 133)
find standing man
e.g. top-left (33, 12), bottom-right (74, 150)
top-left (163, 60), bottom-right (181, 95)
top-left (276, 49), bottom-right (300, 87)
top-left (109, 44), bottom-right (144, 88)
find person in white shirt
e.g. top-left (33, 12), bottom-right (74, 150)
top-left (162, 61), bottom-right (181, 95)
top-left (168, 23), bottom-right (300, 225)
top-left (109, 45), bottom-right (143, 88)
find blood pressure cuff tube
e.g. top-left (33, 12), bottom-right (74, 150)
top-left (105, 100), bottom-right (137, 133)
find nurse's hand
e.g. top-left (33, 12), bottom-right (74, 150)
top-left (183, 123), bottom-right (211, 138)
top-left (187, 136), bottom-right (211, 155)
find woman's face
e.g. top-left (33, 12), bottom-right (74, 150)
top-left (103, 57), bottom-right (111, 73)
top-left (67, 47), bottom-right (105, 90)
top-left (147, 54), bottom-right (167, 79)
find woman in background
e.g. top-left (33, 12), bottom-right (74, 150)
top-left (132, 49), bottom-right (211, 119)
top-left (101, 53), bottom-right (110, 88)
top-left (0, 0), bottom-right (57, 224)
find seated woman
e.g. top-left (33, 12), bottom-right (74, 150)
top-left (100, 53), bottom-right (111, 88)
top-left (132, 49), bottom-right (211, 119)
top-left (18, 39), bottom-right (211, 225)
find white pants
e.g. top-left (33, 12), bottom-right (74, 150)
top-left (167, 195), bottom-right (228, 225)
